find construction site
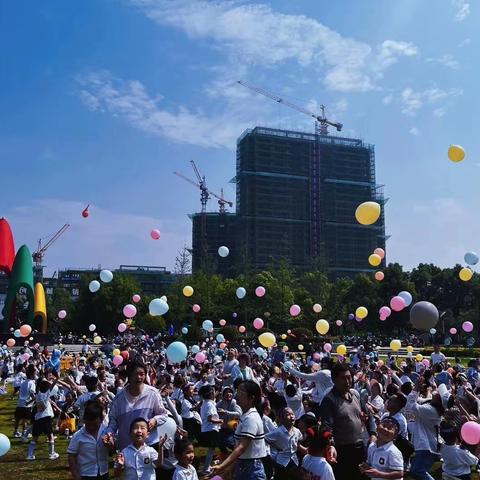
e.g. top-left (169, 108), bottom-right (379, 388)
top-left (178, 81), bottom-right (387, 278)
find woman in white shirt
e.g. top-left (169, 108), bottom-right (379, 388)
top-left (211, 380), bottom-right (267, 480)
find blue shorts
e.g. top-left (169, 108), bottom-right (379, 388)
top-left (234, 458), bottom-right (266, 480)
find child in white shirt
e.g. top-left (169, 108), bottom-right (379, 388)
top-left (173, 439), bottom-right (199, 480)
top-left (302, 425), bottom-right (335, 480)
top-left (440, 426), bottom-right (479, 480)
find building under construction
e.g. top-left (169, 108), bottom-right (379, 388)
top-left (191, 126), bottom-right (386, 278)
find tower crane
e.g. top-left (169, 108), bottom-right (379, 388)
top-left (32, 223), bottom-right (70, 282)
top-left (237, 80), bottom-right (343, 135)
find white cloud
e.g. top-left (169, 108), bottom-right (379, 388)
top-left (4, 199), bottom-right (189, 276)
top-left (452, 0), bottom-right (470, 21)
top-left (130, 0), bottom-right (418, 93)
top-left (459, 38), bottom-right (471, 47)
top-left (433, 108), bottom-right (446, 117)
top-left (427, 54), bottom-right (460, 69)
top-left (388, 198), bottom-right (478, 270)
top-left (400, 87), bottom-right (463, 116)
top-left (382, 94), bottom-right (393, 105)
top-left (77, 71), bottom-right (254, 149)
top-left (409, 127), bottom-right (420, 136)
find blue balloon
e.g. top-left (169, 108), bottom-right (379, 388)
top-left (13, 329), bottom-right (21, 338)
top-left (216, 334), bottom-right (225, 343)
top-left (464, 251), bottom-right (479, 266)
top-left (191, 345), bottom-right (200, 354)
top-left (149, 298), bottom-right (169, 316)
top-left (202, 319), bottom-right (213, 331)
top-left (0, 433), bottom-right (10, 457)
top-left (236, 287), bottom-right (246, 299)
top-left (166, 341), bottom-right (188, 363)
top-left (348, 313), bottom-right (355, 320)
top-left (398, 291), bottom-right (413, 307)
top-left (181, 327), bottom-right (188, 334)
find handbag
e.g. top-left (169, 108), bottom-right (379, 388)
top-left (394, 434), bottom-right (414, 459)
top-left (59, 414), bottom-right (76, 434)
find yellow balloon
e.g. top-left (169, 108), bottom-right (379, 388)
top-left (112, 348), bottom-right (120, 356)
top-left (355, 201), bottom-right (381, 225)
top-left (390, 339), bottom-right (401, 352)
top-left (316, 319), bottom-right (330, 335)
top-left (415, 353), bottom-right (423, 362)
top-left (282, 345), bottom-right (289, 352)
top-left (93, 336), bottom-right (102, 345)
top-left (183, 285), bottom-right (194, 297)
top-left (406, 345), bottom-right (414, 353)
top-left (356, 306), bottom-right (368, 319)
top-left (459, 267), bottom-right (473, 281)
top-left (336, 344), bottom-right (347, 356)
top-left (281, 334), bottom-right (287, 340)
top-left (258, 332), bottom-right (276, 348)
top-left (448, 145), bottom-right (465, 163)
top-left (368, 254), bottom-right (382, 267)
top-left (298, 344), bottom-right (304, 351)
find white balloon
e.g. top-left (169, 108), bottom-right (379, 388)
top-left (236, 287), bottom-right (246, 299)
top-left (149, 298), bottom-right (169, 316)
top-left (218, 246), bottom-right (229, 257)
top-left (89, 324), bottom-right (96, 332)
top-left (99, 270), bottom-right (113, 283)
top-left (89, 280), bottom-right (101, 293)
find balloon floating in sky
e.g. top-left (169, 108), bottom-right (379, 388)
top-left (336, 320), bottom-right (342, 326)
top-left (6, 338), bottom-right (15, 347)
top-left (461, 421), bottom-right (480, 445)
top-left (218, 246), bottom-right (229, 257)
top-left (290, 304), bottom-right (301, 317)
top-left (149, 298), bottom-right (169, 316)
top-left (132, 294), bottom-right (141, 303)
top-left (236, 287), bottom-right (246, 299)
top-left (410, 301), bottom-right (439, 331)
top-left (192, 304), bottom-right (201, 313)
top-left (355, 306), bottom-right (368, 319)
top-left (253, 318), bottom-right (264, 330)
top-left (373, 247), bottom-right (385, 259)
top-left (118, 323), bottom-right (127, 333)
top-left (238, 325), bottom-right (246, 333)
top-left (202, 319), bottom-right (213, 331)
top-left (448, 145), bottom-right (465, 163)
top-left (123, 304), bottom-right (137, 318)
top-left (99, 270), bottom-right (113, 283)
top-left (82, 204), bottom-right (90, 218)
top-left (258, 332), bottom-right (276, 348)
top-left (150, 229), bottom-right (161, 240)
top-left (463, 321), bottom-right (474, 333)
top-left (19, 324), bottom-right (32, 337)
top-left (181, 327), bottom-right (188, 334)
top-left (316, 319), bottom-right (330, 335)
top-left (355, 201), bottom-right (381, 225)
top-left (459, 267), bottom-right (473, 281)
top-left (464, 252), bottom-right (479, 266)
top-left (390, 339), bottom-right (401, 352)
top-left (89, 280), bottom-right (101, 293)
top-left (219, 319), bottom-right (226, 326)
top-left (255, 286), bottom-right (266, 297)
top-left (430, 328), bottom-right (436, 335)
top-left (89, 324), bottom-right (96, 332)
top-left (58, 310), bottom-right (67, 319)
top-left (398, 291), bottom-right (413, 307)
top-left (449, 327), bottom-right (457, 335)
top-left (368, 254), bottom-right (382, 267)
top-left (166, 341), bottom-right (188, 363)
top-left (390, 296), bottom-right (406, 312)
top-left (313, 303), bottom-right (322, 313)
top-left (183, 286), bottom-right (194, 297)
top-left (374, 271), bottom-right (384, 281)
top-left (336, 344), bottom-right (347, 356)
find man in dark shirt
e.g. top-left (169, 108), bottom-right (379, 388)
top-left (320, 362), bottom-right (377, 480)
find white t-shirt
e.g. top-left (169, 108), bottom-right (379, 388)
top-left (431, 352), bottom-right (446, 365)
top-left (441, 444), bottom-right (478, 476)
top-left (120, 444), bottom-right (158, 480)
top-left (172, 464), bottom-right (199, 480)
top-left (234, 407), bottom-right (266, 459)
top-left (35, 391), bottom-right (54, 420)
top-left (367, 441), bottom-right (403, 480)
top-left (17, 378), bottom-right (36, 408)
top-left (302, 454), bottom-right (335, 480)
top-left (200, 399), bottom-right (220, 432)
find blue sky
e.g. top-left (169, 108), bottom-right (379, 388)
top-left (0, 0), bottom-right (479, 274)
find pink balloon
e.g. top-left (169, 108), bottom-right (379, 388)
top-left (238, 326), bottom-right (246, 333)
top-left (390, 296), bottom-right (406, 312)
top-left (58, 310), bottom-right (67, 319)
top-left (253, 318), bottom-right (264, 329)
top-left (6, 338), bottom-right (15, 347)
top-left (195, 352), bottom-right (206, 363)
top-left (461, 421), bottom-right (480, 445)
top-left (132, 294), bottom-right (141, 303)
top-left (324, 343), bottom-right (332, 352)
top-left (379, 315), bottom-right (387, 321)
top-left (449, 327), bottom-right (457, 335)
top-left (463, 321), bottom-right (474, 333)
top-left (290, 304), bottom-right (301, 316)
top-left (21, 353), bottom-right (30, 362)
top-left (374, 248), bottom-right (385, 259)
top-left (150, 229), bottom-right (161, 240)
top-left (336, 320), bottom-right (342, 326)
top-left (123, 304), bottom-right (137, 318)
top-left (219, 319), bottom-right (226, 326)
top-left (118, 323), bottom-right (127, 333)
top-left (379, 306), bottom-right (391, 317)
top-left (313, 352), bottom-right (321, 361)
top-left (255, 286), bottom-right (266, 297)
top-left (422, 359), bottom-right (430, 367)
top-left (192, 304), bottom-right (201, 313)
top-left (113, 355), bottom-right (124, 367)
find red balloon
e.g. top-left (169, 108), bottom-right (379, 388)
top-left (82, 205), bottom-right (90, 218)
top-left (120, 350), bottom-right (129, 361)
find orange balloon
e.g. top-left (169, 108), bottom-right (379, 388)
top-left (374, 271), bottom-right (384, 281)
top-left (20, 324), bottom-right (32, 337)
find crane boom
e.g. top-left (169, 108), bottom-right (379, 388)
top-left (173, 171), bottom-right (202, 189)
top-left (36, 223), bottom-right (70, 256)
top-left (190, 160), bottom-right (204, 184)
top-left (237, 80), bottom-right (343, 134)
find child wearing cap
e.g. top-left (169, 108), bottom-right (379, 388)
top-left (359, 416), bottom-right (404, 479)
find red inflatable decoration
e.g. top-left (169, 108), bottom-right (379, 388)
top-left (0, 218), bottom-right (15, 276)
